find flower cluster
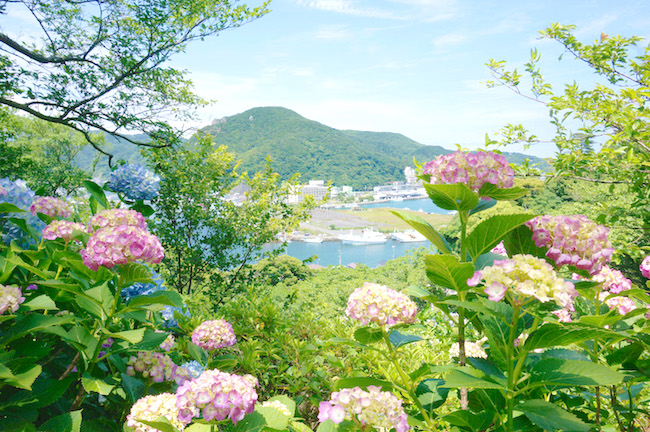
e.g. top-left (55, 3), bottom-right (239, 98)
top-left (42, 220), bottom-right (87, 242)
top-left (29, 196), bottom-right (72, 218)
top-left (449, 340), bottom-right (488, 359)
top-left (159, 333), bottom-right (176, 352)
top-left (345, 283), bottom-right (417, 326)
top-left (174, 361), bottom-right (205, 385)
top-left (468, 254), bottom-right (578, 310)
top-left (109, 163), bottom-right (161, 201)
top-left (0, 178), bottom-right (44, 247)
top-left (175, 369), bottom-right (258, 425)
top-left (191, 319), bottom-right (237, 351)
top-left (592, 266), bottom-right (632, 294)
top-left (126, 351), bottom-right (177, 383)
top-left (525, 215), bottom-right (613, 275)
top-left (81, 224), bottom-right (164, 270)
top-left (121, 270), bottom-right (166, 303)
top-left (1, 284), bottom-right (25, 315)
top-left (641, 256), bottom-right (650, 279)
top-left (318, 386), bottom-right (409, 432)
top-left (127, 393), bottom-right (185, 432)
top-left (552, 309), bottom-right (573, 323)
top-left (88, 208), bottom-right (148, 231)
top-left (599, 294), bottom-right (636, 315)
top-left (491, 241), bottom-right (507, 256)
top-left (422, 151), bottom-right (514, 193)
top-left (258, 400), bottom-right (291, 416)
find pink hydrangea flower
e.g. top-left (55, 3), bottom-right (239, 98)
top-left (30, 196), bottom-right (72, 218)
top-left (88, 208), bottom-right (148, 231)
top-left (552, 309), bottom-right (572, 323)
top-left (345, 282), bottom-right (417, 327)
top-left (0, 284), bottom-right (25, 314)
top-left (159, 333), bottom-right (176, 352)
top-left (191, 319), bottom-right (237, 351)
top-left (640, 256), bottom-right (650, 279)
top-left (127, 393), bottom-right (185, 432)
top-left (126, 351), bottom-right (177, 383)
top-left (42, 220), bottom-right (88, 242)
top-left (525, 215), bottom-right (614, 275)
top-left (592, 266), bottom-right (632, 294)
top-left (490, 241), bottom-right (507, 256)
top-left (468, 254), bottom-right (578, 310)
top-left (80, 224), bottom-right (164, 270)
top-left (599, 293), bottom-right (636, 315)
top-left (422, 151), bottom-right (514, 193)
top-left (175, 369), bottom-right (258, 425)
top-left (318, 386), bottom-right (409, 432)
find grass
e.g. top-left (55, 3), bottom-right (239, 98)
top-left (330, 208), bottom-right (453, 232)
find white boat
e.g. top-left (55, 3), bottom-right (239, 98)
top-left (338, 229), bottom-right (388, 245)
top-left (391, 230), bottom-right (427, 243)
top-left (303, 235), bottom-right (323, 243)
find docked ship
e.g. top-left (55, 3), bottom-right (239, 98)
top-left (338, 228), bottom-right (388, 245)
top-left (390, 230), bottom-right (427, 243)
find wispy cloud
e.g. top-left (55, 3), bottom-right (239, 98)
top-left (433, 32), bottom-right (466, 48)
top-left (297, 0), bottom-right (404, 20)
top-left (313, 24), bottom-right (352, 40)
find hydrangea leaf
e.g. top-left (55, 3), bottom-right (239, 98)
top-left (222, 411), bottom-right (265, 432)
top-left (478, 183), bottom-right (529, 200)
top-left (388, 329), bottom-right (423, 348)
top-left (39, 410), bottom-right (82, 432)
top-left (120, 373), bottom-right (145, 403)
top-left (441, 367), bottom-right (507, 390)
top-left (22, 294), bottom-right (58, 312)
top-left (353, 327), bottom-right (383, 345)
top-left (255, 406), bottom-right (290, 431)
top-left (424, 183), bottom-right (479, 212)
top-left (0, 203), bottom-right (25, 213)
top-left (390, 210), bottom-right (452, 254)
top-left (83, 180), bottom-right (109, 210)
top-left (442, 410), bottom-right (495, 432)
top-left (424, 254), bottom-right (475, 292)
top-left (81, 373), bottom-right (115, 396)
top-left (517, 399), bottom-right (590, 432)
top-left (137, 416), bottom-right (180, 432)
top-left (529, 358), bottom-right (623, 388)
top-left (468, 198), bottom-right (497, 216)
top-left (466, 213), bottom-right (535, 260)
top-left (416, 378), bottom-right (449, 415)
top-left (524, 324), bottom-right (625, 351)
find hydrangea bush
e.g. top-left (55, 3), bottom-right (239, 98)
top-left (108, 163), bottom-right (161, 201)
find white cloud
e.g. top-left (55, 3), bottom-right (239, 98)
top-left (297, 0), bottom-right (404, 20)
top-left (313, 24), bottom-right (352, 40)
top-left (433, 32), bottom-right (466, 48)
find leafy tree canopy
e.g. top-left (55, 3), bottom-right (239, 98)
top-left (0, 0), bottom-right (269, 155)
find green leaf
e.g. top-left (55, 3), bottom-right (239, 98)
top-left (416, 378), bottom-right (449, 415)
top-left (21, 294), bottom-right (58, 312)
top-left (0, 363), bottom-right (42, 390)
top-left (256, 405), bottom-right (290, 430)
top-left (316, 420), bottom-right (337, 432)
top-left (0, 377), bottom-right (74, 410)
top-left (606, 343), bottom-right (644, 365)
top-left (0, 203), bottom-right (25, 213)
top-left (516, 399), bottom-right (590, 432)
top-left (6, 256), bottom-right (53, 280)
top-left (108, 328), bottom-right (146, 344)
top-left (120, 373), bottom-right (145, 403)
top-left (390, 210), bottom-right (451, 254)
top-left (525, 324), bottom-right (625, 350)
top-left (120, 291), bottom-right (183, 313)
top-left (82, 374), bottom-right (115, 395)
top-left (424, 254), bottom-right (475, 292)
top-left (353, 327), bottom-right (383, 345)
top-left (136, 417), bottom-right (180, 432)
top-left (39, 410), bottom-right (83, 432)
top-left (0, 314), bottom-right (75, 344)
top-left (442, 410), bottom-right (495, 432)
top-left (83, 180), bottom-right (109, 209)
top-left (112, 329), bottom-right (168, 354)
top-left (468, 198), bottom-right (497, 216)
top-left (223, 412), bottom-right (266, 432)
top-left (478, 183), bottom-right (529, 201)
top-left (118, 262), bottom-right (154, 288)
top-left (424, 183), bottom-right (479, 212)
top-left (131, 201), bottom-right (155, 217)
top-left (334, 377), bottom-right (393, 391)
top-left (529, 359), bottom-right (623, 388)
top-left (503, 224), bottom-right (547, 259)
top-left (388, 329), bottom-right (423, 348)
top-left (267, 395), bottom-right (296, 416)
top-left (466, 213), bottom-right (535, 260)
top-left (403, 285), bottom-right (436, 302)
top-left (442, 367), bottom-right (506, 390)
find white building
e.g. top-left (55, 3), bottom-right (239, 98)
top-left (287, 180), bottom-right (330, 203)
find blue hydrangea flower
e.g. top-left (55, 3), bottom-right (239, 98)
top-left (161, 306), bottom-right (190, 329)
top-left (108, 163), bottom-right (161, 201)
top-left (180, 360), bottom-right (205, 379)
top-left (0, 178), bottom-right (44, 247)
top-left (121, 269), bottom-right (167, 303)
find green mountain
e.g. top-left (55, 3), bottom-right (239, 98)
top-left (77, 106), bottom-right (549, 189)
top-left (201, 107), bottom-right (548, 189)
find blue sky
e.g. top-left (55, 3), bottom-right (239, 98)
top-left (170, 0), bottom-right (650, 157)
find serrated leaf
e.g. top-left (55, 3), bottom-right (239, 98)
top-left (0, 363), bottom-right (41, 391)
top-left (83, 180), bottom-right (109, 209)
top-left (118, 262), bottom-right (155, 288)
top-left (424, 183), bottom-right (479, 211)
top-left (222, 412), bottom-right (266, 432)
top-left (416, 378), bottom-right (449, 415)
top-left (390, 210), bottom-right (451, 254)
top-left (503, 224), bottom-right (547, 259)
top-left (388, 329), bottom-right (423, 348)
top-left (82, 374), bottom-right (115, 395)
top-left (530, 359), bottom-right (623, 388)
top-left (188, 342), bottom-right (208, 365)
top-left (131, 201), bottom-right (155, 217)
top-left (121, 373), bottom-right (145, 403)
top-left (525, 324), bottom-right (625, 350)
top-left (22, 294), bottom-right (58, 312)
top-left (441, 367), bottom-right (506, 390)
top-left (353, 327), bottom-right (383, 345)
top-left (256, 405), bottom-right (290, 430)
top-left (442, 410), bottom-right (494, 431)
top-left (39, 410), bottom-right (83, 432)
top-left (334, 377), bottom-right (393, 391)
top-left (120, 291), bottom-right (183, 312)
top-left (403, 285), bottom-right (436, 301)
top-left (0, 314), bottom-right (75, 344)
top-left (468, 198), bottom-right (497, 216)
top-left (108, 328), bottom-right (146, 344)
top-left (517, 399), bottom-right (590, 431)
top-left (424, 254), bottom-right (475, 292)
top-left (478, 183), bottom-right (529, 201)
top-left (466, 213), bottom-right (535, 260)
top-left (606, 343), bottom-right (644, 365)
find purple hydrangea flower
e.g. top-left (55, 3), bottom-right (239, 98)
top-left (126, 351), bottom-right (177, 383)
top-left (191, 319), bottom-right (237, 351)
top-left (640, 256), bottom-right (650, 279)
top-left (30, 196), bottom-right (72, 218)
top-left (175, 369), bottom-right (258, 425)
top-left (109, 163), bottom-right (161, 201)
top-left (42, 220), bottom-right (88, 242)
top-left (0, 284), bottom-right (25, 314)
top-left (422, 151), bottom-right (514, 193)
top-left (88, 208), bottom-right (148, 231)
top-left (318, 386), bottom-right (409, 432)
top-left (80, 224), bottom-right (164, 270)
top-left (345, 282), bottom-right (417, 326)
